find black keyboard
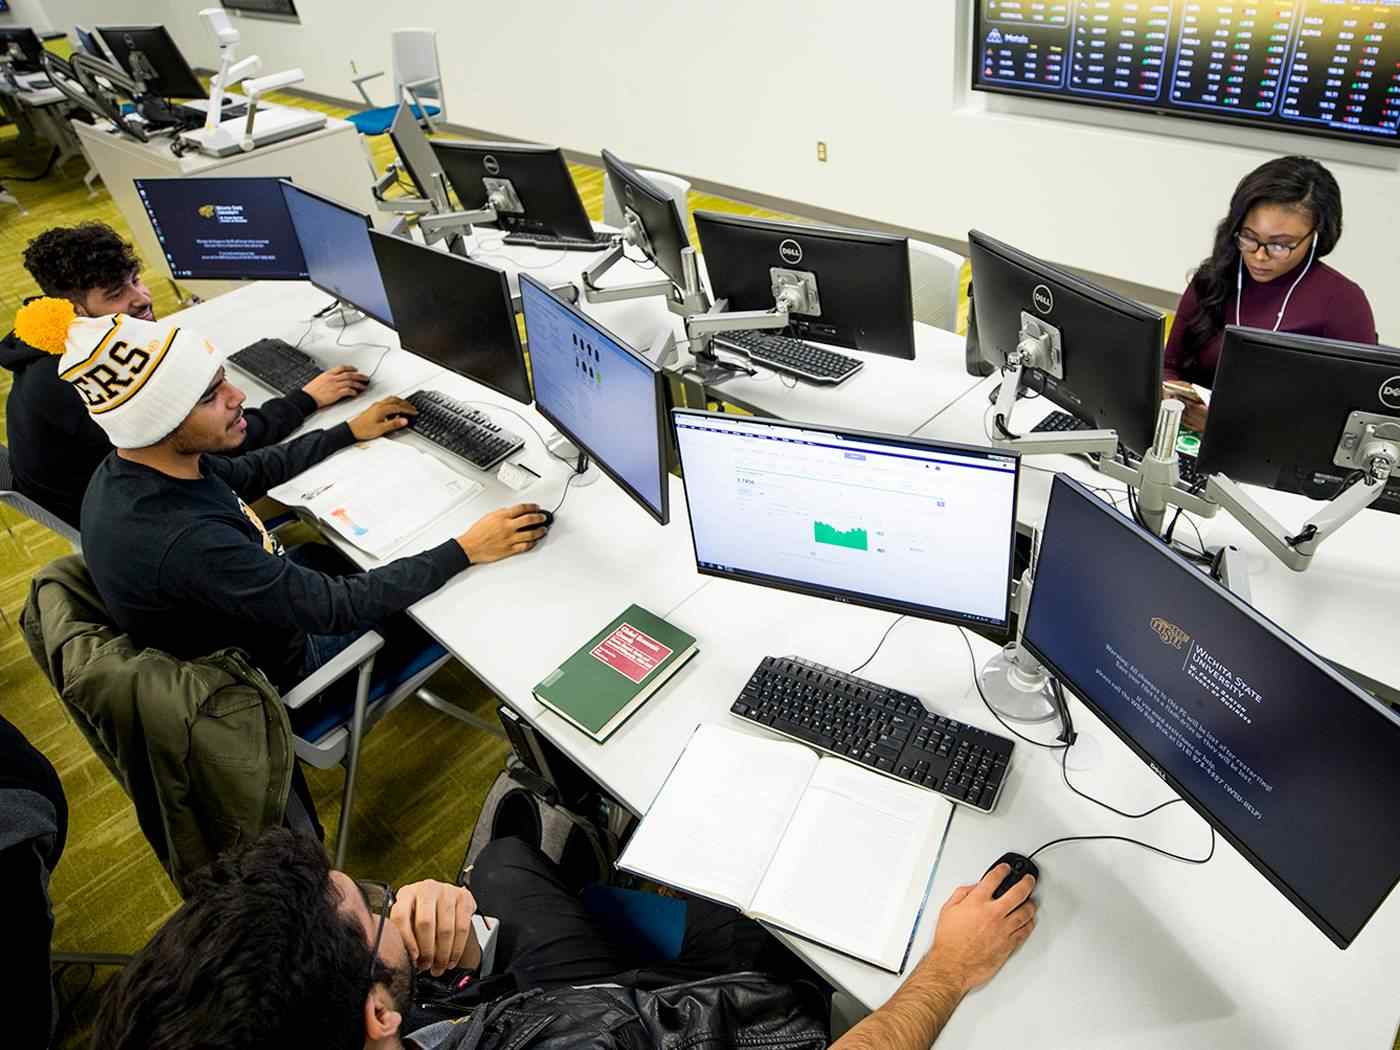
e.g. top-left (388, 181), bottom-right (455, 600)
top-left (228, 338), bottom-right (321, 395)
top-left (711, 330), bottom-right (863, 384)
top-left (174, 101), bottom-right (248, 123)
top-left (730, 656), bottom-right (1015, 813)
top-left (1177, 452), bottom-right (1203, 489)
top-left (502, 230), bottom-right (615, 252)
top-left (1030, 410), bottom-right (1092, 434)
top-left (403, 389), bottom-right (525, 471)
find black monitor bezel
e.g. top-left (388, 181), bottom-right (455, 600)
top-left (672, 408), bottom-right (1021, 632)
top-left (278, 180), bottom-right (394, 328)
top-left (97, 24), bottom-right (206, 100)
top-left (0, 26), bottom-right (44, 69)
top-left (135, 176), bottom-right (309, 283)
top-left (1022, 474), bottom-right (1400, 950)
top-left (368, 230), bottom-right (533, 406)
top-left (429, 140), bottom-right (594, 240)
top-left (694, 209), bottom-right (916, 360)
top-left (970, 4), bottom-right (1400, 152)
top-left (1199, 325), bottom-right (1400, 502)
top-left (517, 272), bottom-right (671, 525)
top-left (600, 148), bottom-right (692, 288)
top-left (968, 228), bottom-right (1165, 454)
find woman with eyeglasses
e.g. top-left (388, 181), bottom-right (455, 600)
top-left (1162, 155), bottom-right (1376, 431)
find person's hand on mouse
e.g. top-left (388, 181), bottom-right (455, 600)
top-left (921, 863), bottom-right (1037, 995)
top-left (349, 396), bottom-right (418, 441)
top-left (456, 503), bottom-right (550, 563)
top-left (303, 365), bottom-right (370, 408)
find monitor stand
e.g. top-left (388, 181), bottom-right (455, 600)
top-left (581, 211), bottom-right (709, 317)
top-left (683, 269), bottom-right (822, 384)
top-left (545, 432), bottom-right (600, 487)
top-left (980, 557), bottom-right (1057, 724)
top-left (322, 301), bottom-right (367, 329)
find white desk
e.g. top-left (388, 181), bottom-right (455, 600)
top-left (690, 323), bottom-right (983, 436)
top-left (916, 377), bottom-right (1400, 690)
top-left (0, 75), bottom-right (86, 175)
top-left (166, 281), bottom-right (1400, 1048)
top-left (74, 115), bottom-right (379, 302)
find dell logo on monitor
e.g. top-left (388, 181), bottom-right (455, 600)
top-left (1032, 284), bottom-right (1054, 314)
top-left (1380, 376), bottom-right (1400, 410)
top-left (482, 154), bottom-right (501, 176)
top-left (778, 239), bottom-right (804, 265)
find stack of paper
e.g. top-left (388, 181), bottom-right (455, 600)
top-left (269, 440), bottom-right (482, 559)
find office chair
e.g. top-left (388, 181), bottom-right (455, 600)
top-left (602, 168), bottom-right (692, 232)
top-left (0, 441), bottom-right (81, 552)
top-left (348, 28), bottom-right (446, 138)
top-left (22, 549), bottom-right (494, 875)
top-left (908, 239), bottom-right (966, 334)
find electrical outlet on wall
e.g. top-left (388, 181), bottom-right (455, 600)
top-left (816, 141), bottom-right (828, 162)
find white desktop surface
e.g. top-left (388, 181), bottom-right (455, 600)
top-left (694, 321), bottom-right (981, 436)
top-left (165, 282), bottom-right (1400, 1047)
top-left (916, 377), bottom-right (1400, 690)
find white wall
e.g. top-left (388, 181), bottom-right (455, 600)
top-left (0, 0), bottom-right (53, 31)
top-left (125, 2), bottom-right (1400, 340)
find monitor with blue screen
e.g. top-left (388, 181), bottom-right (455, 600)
top-left (518, 273), bottom-right (670, 524)
top-left (136, 177), bottom-right (308, 282)
top-left (279, 181), bottom-right (394, 327)
top-left (1023, 474), bottom-right (1400, 949)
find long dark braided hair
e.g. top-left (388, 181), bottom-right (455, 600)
top-left (1182, 156), bottom-right (1343, 368)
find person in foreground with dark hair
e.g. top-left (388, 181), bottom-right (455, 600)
top-left (1162, 155), bottom-right (1377, 431)
top-left (0, 222), bottom-right (369, 528)
top-left (92, 829), bottom-right (1036, 1050)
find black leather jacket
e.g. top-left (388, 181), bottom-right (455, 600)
top-left (428, 972), bottom-right (830, 1050)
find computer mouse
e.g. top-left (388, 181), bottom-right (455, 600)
top-left (523, 509), bottom-right (554, 530)
top-left (985, 852), bottom-right (1039, 900)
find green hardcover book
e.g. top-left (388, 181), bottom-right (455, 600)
top-left (532, 604), bottom-right (698, 742)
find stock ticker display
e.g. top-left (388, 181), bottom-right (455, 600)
top-left (974, 2), bottom-right (1400, 146)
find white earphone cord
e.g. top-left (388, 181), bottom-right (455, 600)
top-left (1237, 235), bottom-right (1317, 332)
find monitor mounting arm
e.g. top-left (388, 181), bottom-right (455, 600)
top-left (581, 207), bottom-right (709, 316)
top-left (416, 175), bottom-right (522, 248)
top-left (989, 329), bottom-right (1119, 458)
top-left (681, 267), bottom-right (820, 380)
top-left (1205, 414), bottom-right (1400, 572)
top-left (1096, 399), bottom-right (1219, 530)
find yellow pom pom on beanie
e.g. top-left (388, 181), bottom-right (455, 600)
top-left (14, 297), bottom-right (77, 356)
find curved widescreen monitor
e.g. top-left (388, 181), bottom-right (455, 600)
top-left (1024, 474), bottom-right (1400, 949)
top-left (973, 2), bottom-right (1400, 149)
top-left (673, 409), bottom-right (1021, 631)
top-left (518, 273), bottom-right (670, 524)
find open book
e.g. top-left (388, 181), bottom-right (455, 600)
top-left (618, 724), bottom-right (953, 973)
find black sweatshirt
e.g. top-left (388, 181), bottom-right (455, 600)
top-left (0, 714), bottom-right (67, 1050)
top-left (0, 328), bottom-right (318, 529)
top-left (81, 423), bottom-right (470, 690)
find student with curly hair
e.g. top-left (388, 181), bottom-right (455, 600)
top-left (1, 222), bottom-right (370, 528)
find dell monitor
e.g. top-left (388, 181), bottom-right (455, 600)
top-left (695, 212), bottom-right (916, 360)
top-left (388, 101), bottom-right (452, 212)
top-left (600, 149), bottom-right (692, 289)
top-left (279, 182), bottom-right (394, 327)
top-left (1199, 327), bottom-right (1400, 516)
top-left (74, 25), bottom-right (108, 61)
top-left (968, 230), bottom-right (1164, 455)
top-left (0, 27), bottom-right (44, 73)
top-left (430, 141), bottom-right (595, 240)
top-left (673, 410), bottom-right (1020, 631)
top-left (97, 25), bottom-right (206, 100)
top-left (369, 232), bottom-right (532, 405)
top-left (1023, 474), bottom-right (1400, 948)
top-left (518, 273), bottom-right (670, 524)
top-left (135, 177), bottom-right (309, 282)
